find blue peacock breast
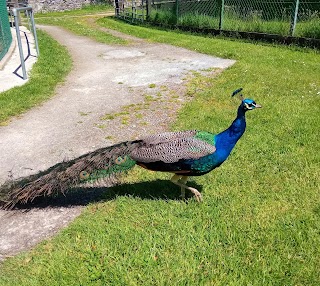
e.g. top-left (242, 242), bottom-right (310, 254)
top-left (184, 151), bottom-right (226, 176)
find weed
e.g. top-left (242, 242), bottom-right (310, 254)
top-left (95, 124), bottom-right (106, 129)
top-left (79, 111), bottom-right (90, 116)
top-left (100, 113), bottom-right (115, 120)
top-left (135, 113), bottom-right (143, 119)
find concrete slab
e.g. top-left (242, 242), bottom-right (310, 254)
top-left (0, 26), bottom-right (38, 92)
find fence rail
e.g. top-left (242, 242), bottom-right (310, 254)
top-left (115, 0), bottom-right (320, 39)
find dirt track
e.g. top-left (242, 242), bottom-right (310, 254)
top-left (0, 24), bottom-right (235, 261)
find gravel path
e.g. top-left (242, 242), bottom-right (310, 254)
top-left (0, 25), bottom-right (235, 261)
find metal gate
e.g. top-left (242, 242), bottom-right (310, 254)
top-left (115, 0), bottom-right (147, 22)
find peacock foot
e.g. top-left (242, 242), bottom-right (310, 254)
top-left (171, 174), bottom-right (202, 202)
top-left (188, 187), bottom-right (202, 202)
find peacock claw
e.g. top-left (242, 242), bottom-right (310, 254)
top-left (188, 187), bottom-right (202, 202)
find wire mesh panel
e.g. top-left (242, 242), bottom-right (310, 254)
top-left (115, 0), bottom-right (320, 38)
top-left (177, 0), bottom-right (220, 28)
top-left (0, 1), bottom-right (12, 61)
top-left (222, 0), bottom-right (294, 35)
top-left (295, 0), bottom-right (320, 38)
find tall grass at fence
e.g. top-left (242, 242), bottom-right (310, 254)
top-left (223, 14), bottom-right (290, 36)
top-left (147, 7), bottom-right (319, 38)
top-left (149, 8), bottom-right (177, 26)
top-left (178, 12), bottom-right (219, 29)
top-left (295, 16), bottom-right (320, 38)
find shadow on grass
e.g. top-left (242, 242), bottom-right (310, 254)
top-left (8, 179), bottom-right (203, 210)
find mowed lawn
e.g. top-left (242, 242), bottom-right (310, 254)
top-left (0, 12), bottom-right (319, 286)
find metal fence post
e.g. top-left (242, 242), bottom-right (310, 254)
top-left (13, 8), bottom-right (27, 80)
top-left (29, 9), bottom-right (39, 56)
top-left (115, 0), bottom-right (119, 16)
top-left (146, 0), bottom-right (149, 21)
top-left (12, 6), bottom-right (39, 80)
top-left (290, 0), bottom-right (300, 36)
top-left (219, 0), bottom-right (225, 30)
top-left (131, 0), bottom-right (134, 22)
top-left (175, 0), bottom-right (179, 24)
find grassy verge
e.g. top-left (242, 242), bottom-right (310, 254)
top-left (0, 15), bottom-right (320, 286)
top-left (34, 6), bottom-right (126, 45)
top-left (34, 3), bottom-right (113, 18)
top-left (0, 30), bottom-right (72, 124)
top-left (149, 9), bottom-right (320, 38)
top-left (35, 15), bottom-right (127, 45)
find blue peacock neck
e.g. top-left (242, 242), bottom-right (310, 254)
top-left (214, 105), bottom-right (247, 156)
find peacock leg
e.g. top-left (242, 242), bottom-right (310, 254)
top-left (171, 175), bottom-right (202, 202)
top-left (179, 176), bottom-right (187, 199)
top-left (180, 185), bottom-right (186, 200)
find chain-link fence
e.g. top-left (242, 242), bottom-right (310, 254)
top-left (115, 0), bottom-right (320, 39)
top-left (0, 1), bottom-right (12, 61)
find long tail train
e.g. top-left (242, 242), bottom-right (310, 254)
top-left (0, 141), bottom-right (139, 209)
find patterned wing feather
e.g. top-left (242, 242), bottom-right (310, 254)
top-left (131, 136), bottom-right (216, 163)
top-left (140, 130), bottom-right (197, 145)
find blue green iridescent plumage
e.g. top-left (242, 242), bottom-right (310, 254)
top-left (79, 155), bottom-right (136, 184)
top-left (140, 98), bottom-right (261, 176)
top-left (194, 131), bottom-right (215, 146)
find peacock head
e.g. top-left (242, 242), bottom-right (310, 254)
top-left (232, 88), bottom-right (262, 112)
top-left (241, 98), bottom-right (262, 111)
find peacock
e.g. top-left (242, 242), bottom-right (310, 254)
top-left (0, 88), bottom-right (261, 209)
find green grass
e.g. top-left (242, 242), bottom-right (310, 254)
top-left (1, 14), bottom-right (320, 286)
top-left (35, 14), bottom-right (127, 45)
top-left (148, 9), bottom-right (320, 38)
top-left (34, 3), bottom-right (112, 18)
top-left (149, 8), bottom-right (177, 26)
top-left (178, 12), bottom-right (220, 29)
top-left (295, 17), bottom-right (320, 38)
top-left (223, 17), bottom-right (290, 36)
top-left (0, 30), bottom-right (72, 124)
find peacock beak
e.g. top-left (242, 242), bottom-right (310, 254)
top-left (254, 103), bottom-right (262, 108)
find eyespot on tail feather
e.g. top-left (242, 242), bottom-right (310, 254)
top-left (79, 155), bottom-right (136, 184)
